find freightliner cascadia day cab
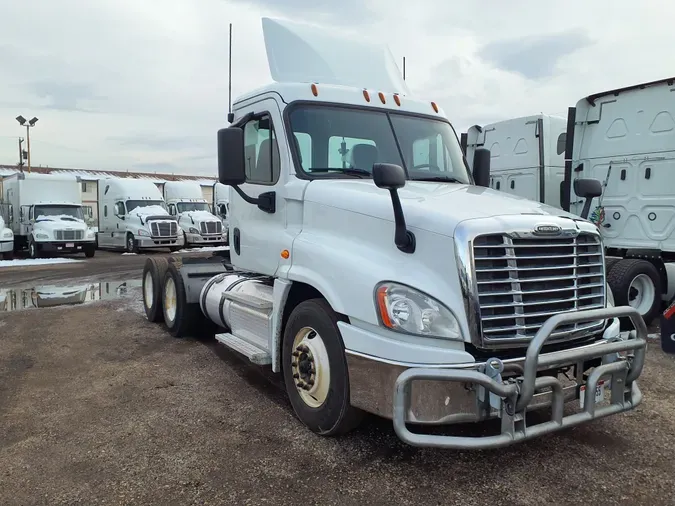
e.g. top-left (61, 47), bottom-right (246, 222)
top-left (141, 17), bottom-right (647, 449)
top-left (97, 177), bottom-right (184, 253)
top-left (0, 202), bottom-right (13, 260)
top-left (212, 182), bottom-right (230, 239)
top-left (2, 172), bottom-right (96, 258)
top-left (463, 114), bottom-right (568, 209)
top-left (163, 181), bottom-right (227, 248)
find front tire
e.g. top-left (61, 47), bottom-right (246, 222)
top-left (608, 258), bottom-right (661, 328)
top-left (28, 238), bottom-right (39, 259)
top-left (282, 298), bottom-right (363, 436)
top-left (126, 233), bottom-right (139, 254)
top-left (84, 245), bottom-right (96, 258)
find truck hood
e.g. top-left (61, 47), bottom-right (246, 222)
top-left (34, 215), bottom-right (88, 231)
top-left (304, 180), bottom-right (581, 236)
top-left (177, 210), bottom-right (220, 224)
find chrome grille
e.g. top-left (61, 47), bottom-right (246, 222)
top-left (200, 221), bottom-right (222, 235)
top-left (150, 221), bottom-right (177, 237)
top-left (472, 232), bottom-right (605, 344)
top-left (55, 230), bottom-right (83, 241)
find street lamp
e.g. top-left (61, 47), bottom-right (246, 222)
top-left (16, 115), bottom-right (38, 173)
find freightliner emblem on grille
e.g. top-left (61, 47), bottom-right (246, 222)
top-left (533, 224), bottom-right (562, 235)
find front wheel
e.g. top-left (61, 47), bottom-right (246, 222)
top-left (84, 245), bottom-right (96, 258)
top-left (28, 238), bottom-right (39, 259)
top-left (282, 298), bottom-right (363, 436)
top-left (126, 233), bottom-right (138, 254)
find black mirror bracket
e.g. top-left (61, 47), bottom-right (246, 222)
top-left (389, 189), bottom-right (416, 254)
top-left (232, 185), bottom-right (275, 214)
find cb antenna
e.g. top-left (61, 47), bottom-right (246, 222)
top-left (227, 22), bottom-right (234, 123)
top-left (402, 57), bottom-right (406, 81)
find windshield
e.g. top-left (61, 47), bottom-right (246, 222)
top-left (177, 202), bottom-right (210, 213)
top-left (34, 205), bottom-right (84, 221)
top-left (126, 200), bottom-right (167, 213)
top-left (0, 203), bottom-right (10, 223)
top-left (287, 104), bottom-right (471, 183)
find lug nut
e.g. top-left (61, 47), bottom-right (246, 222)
top-left (305, 380), bottom-right (314, 387)
top-left (297, 381), bottom-right (305, 388)
top-left (291, 361), bottom-right (297, 367)
top-left (292, 373), bottom-right (299, 379)
top-left (292, 351), bottom-right (300, 357)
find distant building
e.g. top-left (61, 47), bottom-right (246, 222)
top-left (0, 164), bottom-right (218, 224)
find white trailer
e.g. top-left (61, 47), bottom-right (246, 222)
top-left (0, 202), bottom-right (13, 260)
top-left (2, 172), bottom-right (96, 258)
top-left (561, 76), bottom-right (675, 327)
top-left (141, 17), bottom-right (647, 450)
top-left (463, 114), bottom-right (568, 208)
top-left (163, 181), bottom-right (226, 247)
top-left (97, 177), bottom-right (184, 253)
top-left (212, 182), bottom-right (230, 239)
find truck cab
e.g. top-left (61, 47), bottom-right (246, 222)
top-left (143, 17), bottom-right (648, 450)
top-left (163, 181), bottom-right (226, 248)
top-left (97, 177), bottom-right (184, 253)
top-left (0, 202), bottom-right (13, 260)
top-left (3, 173), bottom-right (96, 259)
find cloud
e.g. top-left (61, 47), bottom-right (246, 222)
top-left (478, 29), bottom-right (594, 80)
top-left (0, 0), bottom-right (674, 175)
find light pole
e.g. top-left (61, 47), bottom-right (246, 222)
top-left (15, 115), bottom-right (38, 173)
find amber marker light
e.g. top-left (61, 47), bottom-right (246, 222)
top-left (378, 92), bottom-right (386, 104)
top-left (281, 249), bottom-right (290, 259)
top-left (393, 94), bottom-right (401, 106)
top-left (311, 83), bottom-right (318, 96)
top-left (431, 101), bottom-right (439, 113)
top-left (363, 89), bottom-right (371, 102)
top-left (376, 285), bottom-right (393, 328)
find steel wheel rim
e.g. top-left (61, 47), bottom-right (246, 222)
top-left (628, 273), bottom-right (655, 315)
top-left (291, 326), bottom-right (330, 408)
top-left (143, 271), bottom-right (154, 309)
top-left (164, 277), bottom-right (177, 323)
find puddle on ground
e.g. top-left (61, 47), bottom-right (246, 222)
top-left (0, 279), bottom-right (142, 313)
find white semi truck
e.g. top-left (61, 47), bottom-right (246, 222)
top-left (96, 177), bottom-right (184, 253)
top-left (464, 77), bottom-right (675, 328)
top-left (163, 181), bottom-right (226, 248)
top-left (0, 202), bottom-right (13, 260)
top-left (212, 182), bottom-right (230, 240)
top-left (141, 17), bottom-right (647, 450)
top-left (2, 172), bottom-right (97, 258)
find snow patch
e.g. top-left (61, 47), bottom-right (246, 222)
top-left (129, 205), bottom-right (169, 217)
top-left (0, 258), bottom-right (84, 268)
top-left (122, 252), bottom-right (137, 256)
top-left (180, 210), bottom-right (219, 221)
top-left (172, 245), bottom-right (230, 254)
top-left (35, 214), bottom-right (85, 223)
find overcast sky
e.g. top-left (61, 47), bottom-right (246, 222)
top-left (0, 0), bottom-right (673, 176)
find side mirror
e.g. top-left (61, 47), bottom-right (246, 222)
top-left (373, 163), bottom-right (406, 190)
top-left (372, 163), bottom-right (414, 254)
top-left (574, 178), bottom-right (602, 219)
top-left (472, 147), bottom-right (490, 187)
top-left (218, 127), bottom-right (246, 186)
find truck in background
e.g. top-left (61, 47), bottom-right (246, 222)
top-left (141, 17), bottom-right (647, 450)
top-left (163, 181), bottom-right (226, 248)
top-left (2, 172), bottom-right (96, 258)
top-left (464, 77), bottom-right (675, 327)
top-left (463, 114), bottom-right (568, 208)
top-left (212, 182), bottom-right (230, 241)
top-left (0, 202), bottom-right (13, 260)
top-left (96, 177), bottom-right (184, 253)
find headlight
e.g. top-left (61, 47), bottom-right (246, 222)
top-left (374, 282), bottom-right (462, 340)
top-left (35, 233), bottom-right (49, 240)
top-left (2, 230), bottom-right (12, 238)
top-left (189, 227), bottom-right (200, 235)
top-left (606, 282), bottom-right (615, 307)
top-left (137, 229), bottom-right (150, 237)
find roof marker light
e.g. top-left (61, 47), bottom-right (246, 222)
top-left (393, 94), bottom-right (401, 106)
top-left (431, 101), bottom-right (439, 113)
top-left (363, 89), bottom-right (371, 102)
top-left (378, 92), bottom-right (386, 104)
top-left (311, 83), bottom-right (318, 96)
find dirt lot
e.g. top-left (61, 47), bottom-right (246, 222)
top-left (1, 252), bottom-right (675, 505)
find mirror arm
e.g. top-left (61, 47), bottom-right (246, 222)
top-left (232, 185), bottom-right (276, 214)
top-left (580, 197), bottom-right (593, 220)
top-left (388, 189), bottom-right (415, 254)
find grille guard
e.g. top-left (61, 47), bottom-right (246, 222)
top-left (391, 306), bottom-right (647, 450)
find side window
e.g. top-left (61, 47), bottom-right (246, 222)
top-left (115, 202), bottom-right (125, 216)
top-left (104, 206), bottom-right (108, 218)
top-left (327, 136), bottom-right (376, 170)
top-left (168, 204), bottom-right (176, 215)
top-left (556, 133), bottom-right (567, 155)
top-left (243, 115), bottom-right (280, 184)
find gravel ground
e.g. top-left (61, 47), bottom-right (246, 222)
top-left (1, 256), bottom-right (675, 505)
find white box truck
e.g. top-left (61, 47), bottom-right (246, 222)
top-left (2, 172), bottom-right (97, 258)
top-left (141, 17), bottom-right (647, 450)
top-left (163, 181), bottom-right (226, 248)
top-left (463, 114), bottom-right (568, 208)
top-left (97, 177), bottom-right (184, 253)
top-left (0, 201), bottom-right (13, 260)
top-left (212, 182), bottom-right (230, 240)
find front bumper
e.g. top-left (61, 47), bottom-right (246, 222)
top-left (137, 235), bottom-right (183, 249)
top-left (185, 232), bottom-right (227, 245)
top-left (344, 306), bottom-right (647, 450)
top-left (0, 240), bottom-right (13, 252)
top-left (37, 240), bottom-right (96, 253)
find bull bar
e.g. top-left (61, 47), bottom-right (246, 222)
top-left (392, 306), bottom-right (648, 450)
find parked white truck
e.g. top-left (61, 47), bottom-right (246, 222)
top-left (0, 202), bottom-right (13, 260)
top-left (212, 182), bottom-right (230, 240)
top-left (163, 181), bottom-right (226, 248)
top-left (141, 17), bottom-right (647, 450)
top-left (96, 177), bottom-right (184, 253)
top-left (2, 172), bottom-right (96, 258)
top-left (463, 114), bottom-right (568, 208)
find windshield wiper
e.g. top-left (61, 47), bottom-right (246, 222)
top-left (309, 168), bottom-right (372, 178)
top-left (413, 176), bottom-right (463, 183)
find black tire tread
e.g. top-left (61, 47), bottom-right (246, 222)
top-left (162, 263), bottom-right (202, 338)
top-left (607, 258), bottom-right (661, 326)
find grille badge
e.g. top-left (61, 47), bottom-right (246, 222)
top-left (533, 224), bottom-right (562, 236)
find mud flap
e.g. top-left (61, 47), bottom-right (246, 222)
top-left (660, 299), bottom-right (675, 354)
